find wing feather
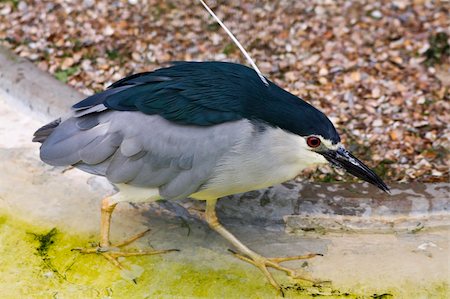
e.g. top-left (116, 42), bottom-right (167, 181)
top-left (39, 111), bottom-right (248, 199)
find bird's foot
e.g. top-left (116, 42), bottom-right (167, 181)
top-left (230, 250), bottom-right (323, 295)
top-left (72, 229), bottom-right (179, 270)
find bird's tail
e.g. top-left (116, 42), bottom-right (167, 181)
top-left (32, 118), bottom-right (61, 143)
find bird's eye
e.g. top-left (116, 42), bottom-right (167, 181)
top-left (307, 136), bottom-right (321, 148)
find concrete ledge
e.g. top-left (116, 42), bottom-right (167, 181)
top-left (0, 46), bottom-right (83, 121)
top-left (214, 182), bottom-right (450, 233)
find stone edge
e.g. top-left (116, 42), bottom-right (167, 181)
top-left (0, 46), bottom-right (84, 122)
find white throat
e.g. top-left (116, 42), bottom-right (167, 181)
top-left (194, 125), bottom-right (327, 200)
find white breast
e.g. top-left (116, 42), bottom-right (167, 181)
top-left (192, 125), bottom-right (327, 200)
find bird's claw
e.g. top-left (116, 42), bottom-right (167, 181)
top-left (72, 228), bottom-right (179, 270)
top-left (228, 249), bottom-right (323, 295)
top-left (71, 244), bottom-right (114, 254)
top-left (96, 246), bottom-right (110, 253)
top-left (73, 245), bottom-right (179, 270)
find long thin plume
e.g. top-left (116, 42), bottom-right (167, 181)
top-left (198, 0), bottom-right (269, 86)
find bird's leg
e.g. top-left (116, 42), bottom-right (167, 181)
top-left (73, 197), bottom-right (178, 269)
top-left (100, 196), bottom-right (118, 247)
top-left (205, 199), bottom-right (322, 293)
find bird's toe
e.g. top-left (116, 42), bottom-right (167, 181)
top-left (228, 249), bottom-right (326, 294)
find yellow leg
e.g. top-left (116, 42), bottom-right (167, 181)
top-left (205, 199), bottom-right (322, 294)
top-left (73, 197), bottom-right (178, 269)
top-left (100, 196), bottom-right (117, 247)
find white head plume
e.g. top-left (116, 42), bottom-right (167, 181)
top-left (198, 0), bottom-right (269, 86)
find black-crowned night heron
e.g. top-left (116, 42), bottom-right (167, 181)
top-left (33, 61), bottom-right (388, 292)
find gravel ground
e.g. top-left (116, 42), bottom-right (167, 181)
top-left (0, 0), bottom-right (448, 183)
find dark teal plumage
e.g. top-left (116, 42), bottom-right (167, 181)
top-left (73, 61), bottom-right (340, 144)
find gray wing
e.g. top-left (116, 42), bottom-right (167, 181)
top-left (39, 110), bottom-right (250, 200)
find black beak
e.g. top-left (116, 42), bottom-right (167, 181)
top-left (320, 147), bottom-right (390, 193)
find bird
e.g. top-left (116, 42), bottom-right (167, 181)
top-left (33, 60), bottom-right (389, 293)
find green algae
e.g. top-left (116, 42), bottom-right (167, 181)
top-left (0, 214), bottom-right (7, 226)
top-left (0, 213), bottom-right (280, 298)
top-left (0, 213), bottom-right (448, 299)
top-left (29, 227), bottom-right (58, 257)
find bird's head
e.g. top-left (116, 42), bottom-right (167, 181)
top-left (258, 80), bottom-right (389, 193)
top-left (299, 134), bottom-right (390, 193)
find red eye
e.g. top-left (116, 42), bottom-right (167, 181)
top-left (307, 136), bottom-right (321, 148)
